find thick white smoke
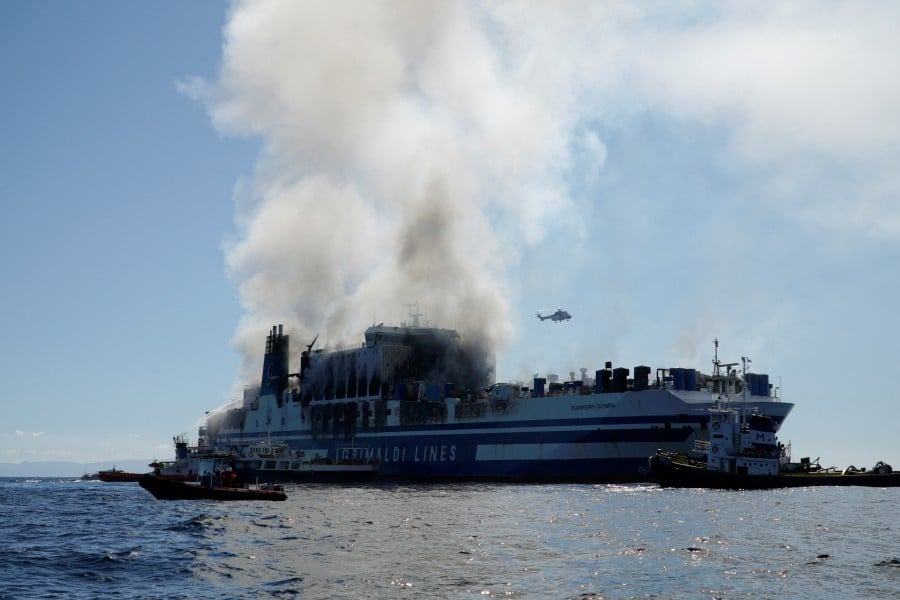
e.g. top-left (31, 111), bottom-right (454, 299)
top-left (187, 1), bottom-right (577, 381)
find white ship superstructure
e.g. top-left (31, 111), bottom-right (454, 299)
top-left (199, 323), bottom-right (792, 482)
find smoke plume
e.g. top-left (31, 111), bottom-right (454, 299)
top-left (188, 1), bottom-right (575, 382)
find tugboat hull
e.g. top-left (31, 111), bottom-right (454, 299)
top-left (649, 451), bottom-right (900, 489)
top-left (138, 476), bottom-right (287, 501)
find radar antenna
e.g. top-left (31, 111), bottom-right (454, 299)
top-left (406, 301), bottom-right (425, 327)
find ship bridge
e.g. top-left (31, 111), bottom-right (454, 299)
top-left (363, 324), bottom-right (460, 347)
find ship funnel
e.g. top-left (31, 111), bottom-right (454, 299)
top-left (260, 323), bottom-right (290, 398)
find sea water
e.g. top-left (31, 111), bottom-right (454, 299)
top-left (0, 478), bottom-right (897, 599)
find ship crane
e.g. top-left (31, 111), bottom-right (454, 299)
top-left (295, 334), bottom-right (319, 384)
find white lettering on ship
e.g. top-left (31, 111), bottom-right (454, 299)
top-left (571, 403), bottom-right (616, 411)
top-left (339, 444), bottom-right (457, 463)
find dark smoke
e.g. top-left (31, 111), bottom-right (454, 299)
top-left (299, 326), bottom-right (493, 405)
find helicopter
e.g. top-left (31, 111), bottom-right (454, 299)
top-left (536, 308), bottom-right (572, 322)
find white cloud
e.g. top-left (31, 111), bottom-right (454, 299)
top-left (642, 6), bottom-right (898, 237)
top-left (13, 429), bottom-right (43, 438)
top-left (474, 2), bottom-right (900, 241)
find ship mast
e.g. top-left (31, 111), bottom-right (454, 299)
top-left (406, 301), bottom-right (425, 327)
top-left (712, 338), bottom-right (720, 376)
top-left (711, 338), bottom-right (738, 408)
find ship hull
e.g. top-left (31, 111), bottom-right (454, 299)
top-left (209, 394), bottom-right (793, 483)
top-left (234, 462), bottom-right (378, 484)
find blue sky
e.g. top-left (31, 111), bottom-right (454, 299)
top-left (2, 1), bottom-right (899, 469)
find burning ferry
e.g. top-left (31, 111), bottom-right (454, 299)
top-left (196, 319), bottom-right (792, 482)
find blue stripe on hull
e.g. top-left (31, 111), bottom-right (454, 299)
top-left (220, 426), bottom-right (697, 482)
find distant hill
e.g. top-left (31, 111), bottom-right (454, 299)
top-left (0, 459), bottom-right (153, 478)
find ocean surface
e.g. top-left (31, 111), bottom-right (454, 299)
top-left (1, 478), bottom-right (897, 599)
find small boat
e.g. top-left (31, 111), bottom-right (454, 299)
top-left (138, 475), bottom-right (287, 501)
top-left (98, 468), bottom-right (144, 482)
top-left (150, 435), bottom-right (380, 484)
top-left (648, 359), bottom-right (900, 489)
